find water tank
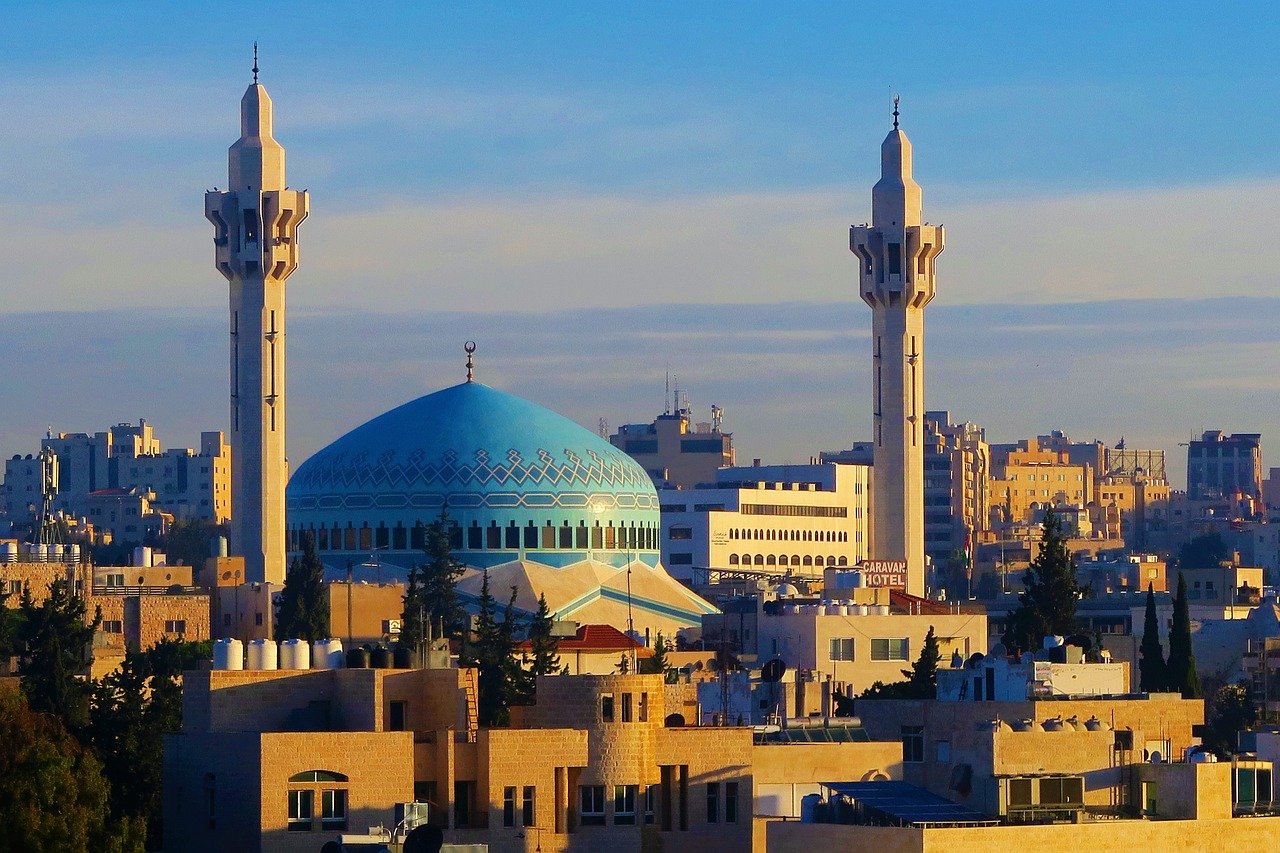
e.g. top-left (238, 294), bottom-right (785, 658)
top-left (247, 638), bottom-right (278, 671)
top-left (213, 638), bottom-right (244, 671)
top-left (311, 638), bottom-right (344, 670)
top-left (212, 536), bottom-right (229, 558)
top-left (279, 638), bottom-right (311, 670)
top-left (1, 542), bottom-right (16, 563)
top-left (371, 646), bottom-right (394, 669)
top-left (50, 544), bottom-right (64, 563)
top-left (66, 543), bottom-right (81, 564)
top-left (33, 543), bottom-right (49, 563)
top-left (133, 546), bottom-right (152, 568)
top-left (346, 646), bottom-right (371, 669)
top-left (393, 645), bottom-right (413, 669)
top-left (873, 605), bottom-right (890, 616)
top-left (825, 605), bottom-right (842, 616)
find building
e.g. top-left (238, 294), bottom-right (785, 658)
top-left (657, 462), bottom-right (870, 585)
top-left (1187, 431), bottom-right (1263, 501)
top-left (988, 438), bottom-right (1093, 530)
top-left (609, 393), bottom-right (734, 490)
top-left (923, 411), bottom-right (990, 596)
top-left (205, 59), bottom-right (309, 584)
top-left (850, 102), bottom-right (944, 597)
top-left (285, 364), bottom-right (717, 639)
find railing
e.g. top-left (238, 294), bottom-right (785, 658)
top-left (91, 585), bottom-right (202, 596)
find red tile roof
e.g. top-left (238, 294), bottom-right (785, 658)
top-left (519, 623), bottom-right (651, 655)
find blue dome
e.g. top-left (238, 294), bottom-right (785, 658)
top-left (286, 382), bottom-right (660, 571)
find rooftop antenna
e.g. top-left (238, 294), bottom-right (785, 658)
top-left (892, 94), bottom-right (900, 130)
top-left (664, 367), bottom-right (671, 416)
top-left (598, 417), bottom-right (609, 439)
top-left (464, 341), bottom-right (476, 383)
top-left (252, 42), bottom-right (259, 84)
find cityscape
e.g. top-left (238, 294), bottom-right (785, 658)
top-left (2, 6), bottom-right (1279, 853)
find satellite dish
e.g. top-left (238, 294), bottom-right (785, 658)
top-left (403, 824), bottom-right (445, 853)
top-left (761, 658), bottom-right (787, 683)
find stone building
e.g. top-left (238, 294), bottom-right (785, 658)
top-left (610, 393), bottom-right (735, 490)
top-left (923, 411), bottom-right (990, 594)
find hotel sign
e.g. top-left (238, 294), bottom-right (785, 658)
top-left (861, 560), bottom-right (908, 589)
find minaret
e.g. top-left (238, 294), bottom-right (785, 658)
top-left (205, 48), bottom-right (309, 584)
top-left (850, 100), bottom-right (944, 598)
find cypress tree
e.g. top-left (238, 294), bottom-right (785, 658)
top-left (275, 532), bottom-right (329, 641)
top-left (1000, 509), bottom-right (1082, 654)
top-left (903, 626), bottom-right (941, 698)
top-left (462, 572), bottom-right (522, 727)
top-left (1138, 583), bottom-right (1167, 693)
top-left (16, 578), bottom-right (99, 731)
top-left (1167, 572), bottom-right (1202, 698)
top-left (524, 593), bottom-right (561, 685)
top-left (402, 510), bottom-right (466, 653)
top-left (642, 632), bottom-right (671, 676)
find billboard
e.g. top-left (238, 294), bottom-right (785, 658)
top-left (861, 560), bottom-right (908, 589)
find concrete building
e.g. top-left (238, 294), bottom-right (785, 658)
top-left (609, 393), bottom-right (734, 490)
top-left (206, 58), bottom-right (309, 584)
top-left (988, 438), bottom-right (1093, 530)
top-left (923, 411), bottom-right (990, 596)
top-left (1187, 431), bottom-right (1263, 502)
top-left (850, 102), bottom-right (944, 598)
top-left (657, 462), bottom-right (870, 585)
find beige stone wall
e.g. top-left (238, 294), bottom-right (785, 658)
top-left (327, 581), bottom-right (404, 646)
top-left (136, 593), bottom-right (211, 648)
top-left (0, 562), bottom-right (77, 604)
top-left (751, 742), bottom-right (902, 785)
top-left (768, 816), bottom-right (1280, 853)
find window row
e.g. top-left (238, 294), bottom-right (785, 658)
top-left (729, 528), bottom-right (851, 542)
top-left (290, 518), bottom-right (658, 554)
top-left (828, 637), bottom-right (910, 662)
top-left (501, 785), bottom-right (536, 828)
top-left (740, 504), bottom-right (849, 518)
top-left (600, 691), bottom-right (649, 723)
top-left (729, 554), bottom-right (850, 567)
top-left (578, 782), bottom-right (738, 826)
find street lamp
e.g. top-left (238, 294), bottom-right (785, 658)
top-left (516, 826), bottom-right (545, 852)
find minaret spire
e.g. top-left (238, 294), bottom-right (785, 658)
top-left (892, 95), bottom-right (899, 130)
top-left (465, 341), bottom-right (476, 383)
top-left (205, 64), bottom-right (310, 586)
top-left (850, 108), bottom-right (945, 598)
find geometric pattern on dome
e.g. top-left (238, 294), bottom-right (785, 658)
top-left (291, 445), bottom-right (651, 494)
top-left (292, 489), bottom-right (657, 513)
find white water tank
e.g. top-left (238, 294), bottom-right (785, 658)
top-left (873, 604), bottom-right (890, 616)
top-left (1, 542), bottom-right (16, 563)
top-left (133, 546), bottom-right (152, 568)
top-left (825, 604), bottom-right (842, 616)
top-left (280, 638), bottom-right (312, 670)
top-left (33, 543), bottom-right (48, 562)
top-left (50, 544), bottom-right (64, 562)
top-left (247, 638), bottom-right (278, 670)
top-left (213, 638), bottom-right (244, 671)
top-left (66, 543), bottom-right (81, 564)
top-left (312, 638), bottom-right (344, 670)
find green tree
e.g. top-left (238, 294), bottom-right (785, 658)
top-left (1138, 583), bottom-right (1167, 693)
top-left (522, 593), bottom-right (561, 697)
top-left (1178, 532), bottom-right (1231, 570)
top-left (1204, 682), bottom-right (1256, 757)
top-left (1000, 510), bottom-right (1083, 654)
top-left (902, 626), bottom-right (941, 698)
top-left (0, 689), bottom-right (142, 853)
top-left (0, 583), bottom-right (22, 661)
top-left (1167, 572), bottom-right (1202, 698)
top-left (16, 578), bottom-right (99, 731)
top-left (401, 512), bottom-right (466, 652)
top-left (462, 572), bottom-right (524, 727)
top-left (89, 638), bottom-right (210, 850)
top-left (641, 632), bottom-right (671, 676)
top-left (275, 532), bottom-right (330, 641)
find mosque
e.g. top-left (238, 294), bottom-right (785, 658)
top-left (284, 348), bottom-right (717, 637)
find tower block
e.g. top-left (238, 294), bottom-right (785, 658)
top-left (850, 105), bottom-right (944, 597)
top-left (205, 66), bottom-right (308, 584)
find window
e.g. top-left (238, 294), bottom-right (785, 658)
top-left (601, 693), bottom-right (615, 722)
top-left (638, 693), bottom-right (649, 722)
top-left (288, 789), bottom-right (313, 831)
top-left (829, 638), bottom-right (854, 661)
top-left (103, 620), bottom-right (123, 634)
top-left (902, 726), bottom-right (925, 763)
top-left (522, 785), bottom-right (535, 827)
top-left (669, 553), bottom-right (693, 565)
top-left (321, 789), bottom-right (347, 830)
top-left (580, 785), bottom-right (606, 826)
top-left (669, 526), bottom-right (693, 540)
top-left (725, 782), bottom-right (738, 823)
top-left (871, 638), bottom-right (909, 661)
top-left (255, 612), bottom-right (263, 626)
top-left (644, 785), bottom-right (657, 824)
top-left (389, 700), bottom-right (407, 731)
top-left (164, 619), bottom-right (186, 635)
top-left (615, 785), bottom-right (637, 825)
top-left (706, 782), bottom-right (720, 823)
top-left (504, 786), bottom-right (516, 827)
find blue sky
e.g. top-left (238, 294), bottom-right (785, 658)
top-left (0, 4), bottom-right (1276, 485)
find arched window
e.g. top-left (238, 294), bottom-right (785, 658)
top-left (766, 555), bottom-right (777, 566)
top-left (729, 554), bottom-right (739, 565)
top-left (791, 555), bottom-right (801, 566)
top-left (289, 771), bottom-right (349, 783)
top-left (753, 554), bottom-right (764, 566)
top-left (826, 556), bottom-right (837, 566)
top-left (802, 555), bottom-right (813, 566)
top-left (288, 771), bottom-right (349, 833)
top-left (837, 556), bottom-right (848, 566)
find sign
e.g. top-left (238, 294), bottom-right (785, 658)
top-left (710, 531), bottom-right (729, 547)
top-left (386, 619), bottom-right (402, 635)
top-left (861, 560), bottom-right (908, 589)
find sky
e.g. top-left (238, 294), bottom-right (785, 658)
top-left (1, 3), bottom-right (1277, 488)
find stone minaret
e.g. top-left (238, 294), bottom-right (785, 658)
top-left (850, 101), bottom-right (944, 598)
top-left (205, 52), bottom-right (308, 584)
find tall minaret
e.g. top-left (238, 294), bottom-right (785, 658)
top-left (205, 48), bottom-right (309, 584)
top-left (850, 100), bottom-right (944, 598)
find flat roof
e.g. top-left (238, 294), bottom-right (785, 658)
top-left (822, 780), bottom-right (999, 827)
